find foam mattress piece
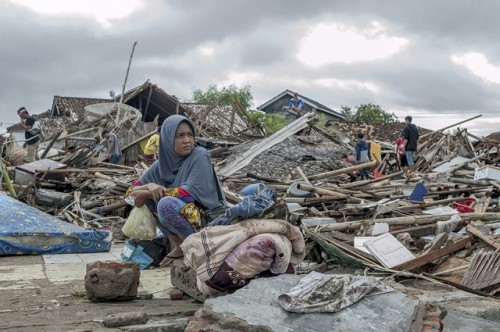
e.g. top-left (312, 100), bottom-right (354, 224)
top-left (0, 193), bottom-right (111, 256)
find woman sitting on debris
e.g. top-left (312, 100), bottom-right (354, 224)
top-left (128, 115), bottom-right (227, 266)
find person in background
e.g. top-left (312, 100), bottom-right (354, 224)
top-left (143, 126), bottom-right (160, 166)
top-left (288, 92), bottom-right (305, 116)
top-left (355, 132), bottom-right (371, 180)
top-left (401, 115), bottom-right (419, 175)
top-left (128, 115), bottom-right (227, 266)
top-left (102, 129), bottom-right (121, 164)
top-left (17, 107), bottom-right (41, 163)
top-left (395, 133), bottom-right (408, 174)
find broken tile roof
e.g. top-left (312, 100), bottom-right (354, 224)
top-left (329, 120), bottom-right (435, 144)
top-left (222, 135), bottom-right (349, 182)
top-left (51, 96), bottom-right (111, 124)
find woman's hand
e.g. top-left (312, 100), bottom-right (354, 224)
top-left (130, 190), bottom-right (151, 207)
top-left (131, 183), bottom-right (169, 202)
top-left (146, 183), bottom-right (168, 202)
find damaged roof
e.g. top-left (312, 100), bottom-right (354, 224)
top-left (113, 80), bottom-right (187, 124)
top-left (51, 96), bottom-right (110, 123)
top-left (257, 89), bottom-right (344, 119)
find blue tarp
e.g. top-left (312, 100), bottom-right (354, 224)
top-left (0, 193), bottom-right (112, 256)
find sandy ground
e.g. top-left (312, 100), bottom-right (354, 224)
top-left (0, 245), bottom-right (202, 331)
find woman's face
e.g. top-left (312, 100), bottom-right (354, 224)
top-left (174, 122), bottom-right (195, 156)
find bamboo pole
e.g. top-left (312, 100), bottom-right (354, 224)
top-left (315, 213), bottom-right (500, 232)
top-left (308, 160), bottom-right (377, 180)
top-left (340, 171), bottom-right (404, 189)
top-left (116, 41), bottom-right (138, 123)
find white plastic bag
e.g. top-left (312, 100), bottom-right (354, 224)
top-left (122, 206), bottom-right (157, 240)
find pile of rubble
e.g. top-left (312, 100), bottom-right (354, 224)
top-left (1, 105), bottom-right (500, 304)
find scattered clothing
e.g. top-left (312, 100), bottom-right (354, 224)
top-left (278, 272), bottom-right (393, 313)
top-left (396, 136), bottom-right (408, 167)
top-left (181, 219), bottom-right (305, 295)
top-left (409, 182), bottom-right (428, 201)
top-left (208, 185), bottom-right (277, 226)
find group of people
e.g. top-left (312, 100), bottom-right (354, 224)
top-left (352, 115), bottom-right (420, 180)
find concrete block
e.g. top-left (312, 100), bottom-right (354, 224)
top-left (103, 312), bottom-right (148, 328)
top-left (170, 260), bottom-right (206, 302)
top-left (84, 261), bottom-right (140, 302)
top-left (202, 274), bottom-right (419, 332)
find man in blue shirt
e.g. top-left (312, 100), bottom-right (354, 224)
top-left (288, 92), bottom-right (305, 116)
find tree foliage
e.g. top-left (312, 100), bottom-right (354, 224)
top-left (340, 103), bottom-right (398, 125)
top-left (192, 84), bottom-right (290, 134)
top-left (247, 111), bottom-right (291, 134)
top-left (192, 84), bottom-right (253, 110)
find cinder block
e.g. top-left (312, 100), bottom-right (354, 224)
top-left (84, 261), bottom-right (140, 302)
top-left (170, 260), bottom-right (206, 302)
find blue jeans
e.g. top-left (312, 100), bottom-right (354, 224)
top-left (406, 151), bottom-right (415, 167)
top-left (109, 155), bottom-right (120, 164)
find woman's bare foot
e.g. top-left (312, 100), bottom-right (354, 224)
top-left (158, 248), bottom-right (183, 267)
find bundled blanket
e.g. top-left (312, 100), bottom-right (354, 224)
top-left (181, 219), bottom-right (305, 295)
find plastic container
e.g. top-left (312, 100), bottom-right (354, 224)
top-left (451, 198), bottom-right (476, 213)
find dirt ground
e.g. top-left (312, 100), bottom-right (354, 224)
top-left (0, 253), bottom-right (202, 331)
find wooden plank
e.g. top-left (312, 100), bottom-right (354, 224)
top-left (466, 224), bottom-right (500, 250)
top-left (390, 224), bottom-right (437, 237)
top-left (393, 237), bottom-right (472, 271)
top-left (421, 232), bottom-right (449, 255)
top-left (331, 231), bottom-right (355, 244)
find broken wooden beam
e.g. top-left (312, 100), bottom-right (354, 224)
top-left (393, 237), bottom-right (473, 271)
top-left (466, 224), bottom-right (500, 250)
top-left (317, 213), bottom-right (500, 232)
top-left (307, 160), bottom-right (377, 180)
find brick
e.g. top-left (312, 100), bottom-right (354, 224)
top-left (169, 288), bottom-right (184, 300)
top-left (84, 261), bottom-right (140, 303)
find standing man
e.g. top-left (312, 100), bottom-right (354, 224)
top-left (143, 126), bottom-right (160, 166)
top-left (401, 116), bottom-right (419, 175)
top-left (355, 132), bottom-right (371, 180)
top-left (102, 129), bottom-right (121, 164)
top-left (17, 107), bottom-right (41, 163)
top-left (288, 92), bottom-right (305, 116)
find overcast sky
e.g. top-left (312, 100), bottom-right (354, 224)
top-left (1, 0), bottom-right (499, 136)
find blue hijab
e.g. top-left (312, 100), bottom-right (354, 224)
top-left (140, 115), bottom-right (226, 210)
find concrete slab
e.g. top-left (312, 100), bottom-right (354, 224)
top-left (443, 310), bottom-right (500, 332)
top-left (0, 255), bottom-right (43, 266)
top-left (45, 263), bottom-right (86, 283)
top-left (0, 265), bottom-right (45, 281)
top-left (43, 254), bottom-right (84, 264)
top-left (205, 274), bottom-right (419, 332)
top-left (139, 267), bottom-right (173, 299)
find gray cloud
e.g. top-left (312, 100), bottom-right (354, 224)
top-left (1, 0), bottom-right (499, 136)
